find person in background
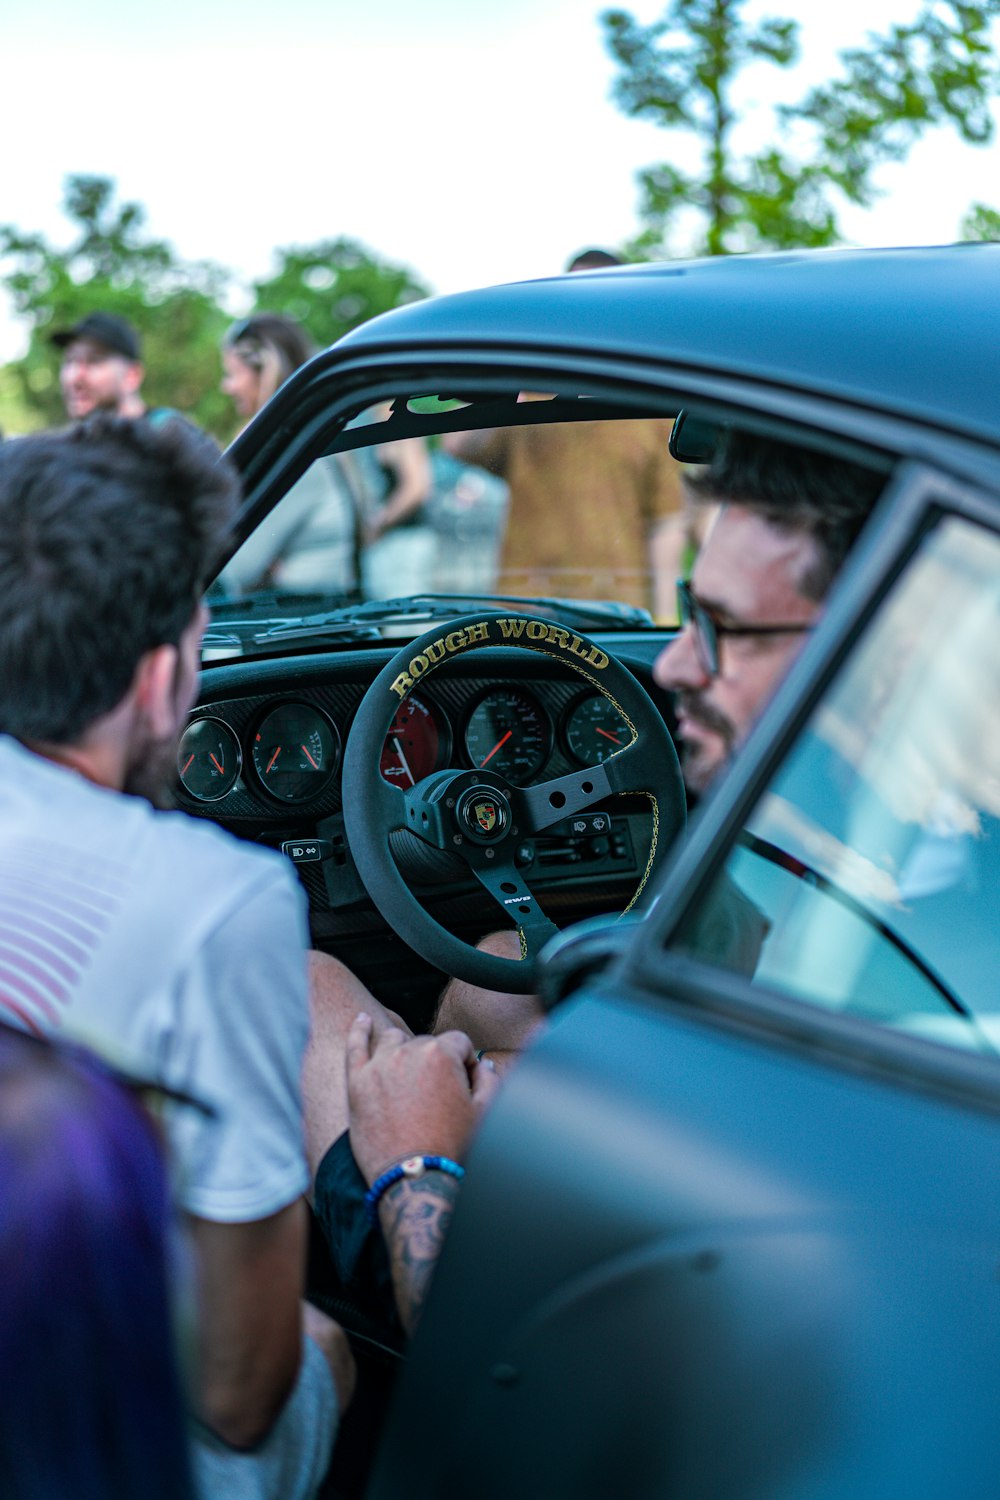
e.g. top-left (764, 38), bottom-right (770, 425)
top-left (444, 249), bottom-right (687, 618)
top-left (341, 402), bottom-right (435, 600)
top-left (218, 314), bottom-right (360, 598)
top-left (0, 1023), bottom-right (197, 1500)
top-left (565, 246), bottom-right (624, 271)
top-left (52, 312), bottom-right (176, 425)
top-left (220, 313), bottom-right (315, 428)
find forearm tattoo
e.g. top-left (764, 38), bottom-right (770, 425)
top-left (379, 1174), bottom-right (461, 1334)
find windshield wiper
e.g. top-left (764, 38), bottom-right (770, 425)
top-left (249, 593), bottom-right (654, 644)
top-left (202, 617), bottom-right (381, 650)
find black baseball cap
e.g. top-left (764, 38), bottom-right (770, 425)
top-left (51, 312), bottom-right (142, 361)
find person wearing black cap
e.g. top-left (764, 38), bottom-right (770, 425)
top-left (52, 312), bottom-right (151, 421)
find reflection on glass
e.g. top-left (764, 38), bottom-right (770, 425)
top-left (673, 516), bottom-right (1000, 1058)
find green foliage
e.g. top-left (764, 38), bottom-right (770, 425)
top-left (603, 0), bottom-right (1000, 256)
top-left (0, 182), bottom-right (433, 439)
top-left (961, 201), bottom-right (1000, 238)
top-left (0, 176), bottom-right (235, 437)
top-left (251, 237), bottom-right (430, 351)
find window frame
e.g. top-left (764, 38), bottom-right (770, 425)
top-left (613, 457), bottom-right (1000, 1113)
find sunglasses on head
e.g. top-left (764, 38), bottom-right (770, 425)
top-left (226, 318), bottom-right (263, 347)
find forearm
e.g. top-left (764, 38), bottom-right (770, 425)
top-left (377, 1173), bottom-right (462, 1335)
top-left (187, 1205), bottom-right (309, 1449)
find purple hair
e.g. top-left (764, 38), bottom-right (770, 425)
top-left (0, 1026), bottom-right (196, 1499)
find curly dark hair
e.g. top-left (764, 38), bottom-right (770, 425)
top-left (0, 417), bottom-right (239, 744)
top-left (689, 430), bottom-right (886, 601)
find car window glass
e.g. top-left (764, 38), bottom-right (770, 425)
top-left (211, 401), bottom-right (687, 627)
top-left (671, 514), bottom-right (1000, 1059)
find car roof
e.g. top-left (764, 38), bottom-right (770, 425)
top-left (333, 244), bottom-right (1000, 450)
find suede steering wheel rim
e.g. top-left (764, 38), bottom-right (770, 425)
top-left (341, 612), bottom-right (685, 994)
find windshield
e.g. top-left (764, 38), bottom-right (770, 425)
top-left (670, 513), bottom-right (1000, 1059)
top-left (207, 394), bottom-right (689, 656)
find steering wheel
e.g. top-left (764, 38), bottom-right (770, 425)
top-left (341, 613), bottom-right (685, 993)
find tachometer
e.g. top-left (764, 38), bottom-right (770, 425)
top-left (252, 703), bottom-right (340, 803)
top-left (563, 693), bottom-right (632, 765)
top-left (463, 688), bottom-right (550, 785)
top-left (380, 695), bottom-right (449, 786)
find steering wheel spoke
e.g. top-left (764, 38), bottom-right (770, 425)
top-left (513, 763), bottom-right (614, 835)
top-left (467, 858), bottom-right (560, 955)
top-left (602, 738), bottom-right (660, 795)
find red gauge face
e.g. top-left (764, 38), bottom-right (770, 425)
top-left (380, 695), bottom-right (448, 787)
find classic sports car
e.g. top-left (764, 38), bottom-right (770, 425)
top-left (193, 246), bottom-right (1000, 1497)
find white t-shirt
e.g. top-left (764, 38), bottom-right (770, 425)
top-left (0, 735), bottom-right (311, 1224)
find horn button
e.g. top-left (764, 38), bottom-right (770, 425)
top-left (456, 784), bottom-right (512, 844)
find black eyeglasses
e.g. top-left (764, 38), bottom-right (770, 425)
top-left (676, 577), bottom-right (814, 679)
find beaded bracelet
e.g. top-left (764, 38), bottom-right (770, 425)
top-left (364, 1154), bottom-right (466, 1225)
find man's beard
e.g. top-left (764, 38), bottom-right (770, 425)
top-left (122, 733), bottom-right (179, 810)
top-left (675, 690), bottom-right (738, 795)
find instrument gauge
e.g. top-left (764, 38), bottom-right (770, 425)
top-left (252, 703), bottom-right (340, 803)
top-left (176, 718), bottom-right (242, 802)
top-left (380, 695), bottom-right (449, 787)
top-left (563, 693), bottom-right (632, 766)
top-left (463, 688), bottom-right (550, 786)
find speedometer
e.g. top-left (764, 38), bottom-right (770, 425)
top-left (463, 688), bottom-right (550, 785)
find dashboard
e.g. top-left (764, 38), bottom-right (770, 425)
top-left (177, 636), bottom-right (680, 1013)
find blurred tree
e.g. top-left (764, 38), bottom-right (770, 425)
top-left (251, 237), bottom-right (430, 350)
top-left (603, 0), bottom-right (1000, 257)
top-left (0, 175), bottom-right (234, 436)
top-left (960, 201), bottom-right (1000, 239)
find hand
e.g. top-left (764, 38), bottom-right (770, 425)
top-left (346, 1013), bottom-right (500, 1186)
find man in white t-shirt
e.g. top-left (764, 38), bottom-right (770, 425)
top-left (0, 418), bottom-right (353, 1498)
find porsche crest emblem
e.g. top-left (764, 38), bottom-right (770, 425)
top-left (475, 801), bottom-right (498, 832)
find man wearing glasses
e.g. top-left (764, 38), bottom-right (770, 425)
top-left (310, 428), bottom-right (889, 1332)
top-left (652, 430), bottom-right (884, 797)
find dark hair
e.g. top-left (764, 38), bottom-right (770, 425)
top-left (0, 1025), bottom-right (196, 1500)
top-left (689, 430), bottom-right (886, 600)
top-left (566, 248), bottom-right (624, 272)
top-left (223, 312), bottom-right (316, 399)
top-left (0, 417), bottom-right (239, 743)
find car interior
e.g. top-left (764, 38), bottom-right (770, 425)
top-left (184, 369), bottom-right (1000, 1496)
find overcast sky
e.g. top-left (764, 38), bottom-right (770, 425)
top-left (3, 0), bottom-right (999, 358)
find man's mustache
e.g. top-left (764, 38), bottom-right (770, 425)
top-left (675, 691), bottom-right (737, 749)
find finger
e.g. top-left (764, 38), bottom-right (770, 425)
top-left (373, 1024), bottom-right (408, 1052)
top-left (344, 1011), bottom-right (374, 1081)
top-left (431, 1028), bottom-right (478, 1068)
top-left (471, 1057), bottom-right (502, 1111)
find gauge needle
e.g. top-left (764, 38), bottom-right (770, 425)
top-left (301, 744), bottom-right (319, 770)
top-left (266, 747), bottom-right (281, 773)
top-left (392, 735), bottom-right (416, 788)
top-left (181, 753), bottom-right (195, 775)
top-left (480, 730), bottom-right (512, 767)
top-left (596, 727), bottom-right (622, 745)
top-left (209, 753), bottom-right (225, 774)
